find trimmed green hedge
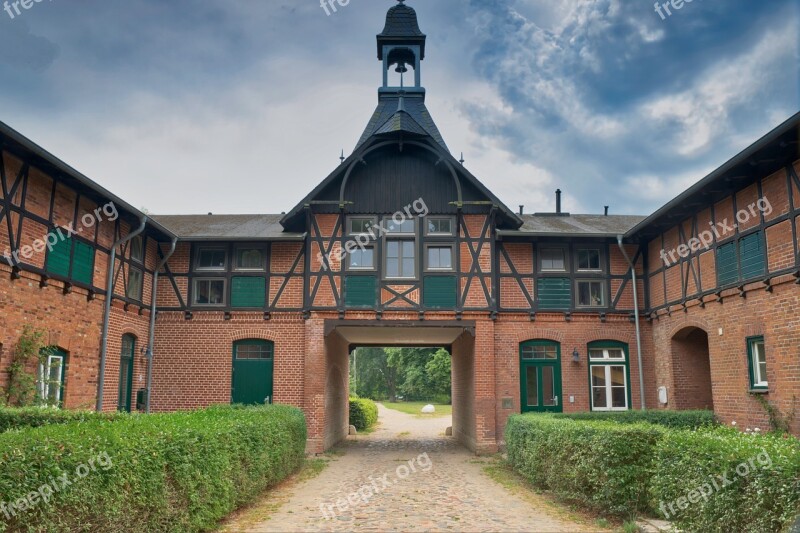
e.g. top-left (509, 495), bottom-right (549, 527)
top-left (349, 398), bottom-right (378, 431)
top-left (552, 409), bottom-right (717, 430)
top-left (0, 407), bottom-right (124, 433)
top-left (650, 427), bottom-right (800, 532)
top-left (0, 404), bottom-right (306, 532)
top-left (506, 414), bottom-right (664, 516)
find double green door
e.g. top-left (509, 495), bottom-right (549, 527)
top-left (232, 340), bottom-right (274, 405)
top-left (520, 340), bottom-right (563, 413)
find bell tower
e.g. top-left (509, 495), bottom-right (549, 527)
top-left (377, 0), bottom-right (426, 95)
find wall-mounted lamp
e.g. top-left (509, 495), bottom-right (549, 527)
top-left (572, 348), bottom-right (581, 363)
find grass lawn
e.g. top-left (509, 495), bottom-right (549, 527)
top-left (382, 401), bottom-right (452, 417)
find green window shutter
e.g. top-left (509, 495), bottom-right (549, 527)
top-left (424, 275), bottom-right (457, 308)
top-left (231, 277), bottom-right (266, 308)
top-left (72, 240), bottom-right (94, 285)
top-left (739, 232), bottom-right (765, 280)
top-left (345, 276), bottom-right (376, 308)
top-left (45, 234), bottom-right (72, 278)
top-left (537, 278), bottom-right (571, 310)
top-left (716, 242), bottom-right (738, 286)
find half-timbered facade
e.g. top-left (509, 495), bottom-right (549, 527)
top-left (0, 2), bottom-right (797, 453)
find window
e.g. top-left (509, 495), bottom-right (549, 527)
top-left (130, 236), bottom-right (144, 263)
top-left (195, 247), bottom-right (227, 271)
top-left (37, 348), bottom-right (66, 408)
top-left (426, 245), bottom-right (454, 271)
top-left (716, 232), bottom-right (766, 287)
top-left (588, 343), bottom-right (629, 411)
top-left (540, 248), bottom-right (566, 271)
top-left (426, 217), bottom-right (454, 236)
top-left (45, 233), bottom-right (94, 285)
top-left (385, 218), bottom-right (416, 235)
top-left (347, 246), bottom-right (375, 270)
top-left (234, 342), bottom-right (274, 360)
top-left (521, 344), bottom-right (558, 360)
top-left (577, 281), bottom-right (605, 307)
top-left (577, 249), bottom-right (601, 271)
top-left (193, 279), bottom-right (226, 306)
top-left (231, 277), bottom-right (266, 308)
top-left (349, 217), bottom-right (376, 236)
top-left (386, 240), bottom-right (416, 279)
top-left (747, 336), bottom-right (767, 389)
top-left (234, 247), bottom-right (266, 271)
top-left (118, 335), bottom-right (135, 412)
top-left (127, 267), bottom-right (143, 300)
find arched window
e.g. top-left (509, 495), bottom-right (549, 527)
top-left (118, 334), bottom-right (136, 412)
top-left (37, 347), bottom-right (67, 408)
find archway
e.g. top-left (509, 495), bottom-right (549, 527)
top-left (670, 326), bottom-right (714, 410)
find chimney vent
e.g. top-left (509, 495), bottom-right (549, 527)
top-left (519, 205), bottom-right (524, 215)
top-left (555, 189), bottom-right (562, 214)
top-left (604, 206), bottom-right (609, 216)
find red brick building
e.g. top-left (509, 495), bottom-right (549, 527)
top-left (0, 3), bottom-right (797, 453)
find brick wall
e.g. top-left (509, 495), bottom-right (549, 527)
top-left (324, 330), bottom-right (349, 450)
top-left (451, 330), bottom-right (476, 451)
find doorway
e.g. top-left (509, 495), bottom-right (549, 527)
top-left (519, 340), bottom-right (563, 413)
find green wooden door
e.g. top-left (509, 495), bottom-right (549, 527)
top-left (520, 340), bottom-right (563, 413)
top-left (117, 335), bottom-right (135, 412)
top-left (232, 340), bottom-right (274, 405)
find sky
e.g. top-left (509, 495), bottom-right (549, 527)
top-left (0, 0), bottom-right (797, 217)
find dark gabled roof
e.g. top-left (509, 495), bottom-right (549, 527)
top-left (0, 120), bottom-right (175, 241)
top-left (356, 95), bottom-right (448, 151)
top-left (625, 111), bottom-right (800, 241)
top-left (152, 214), bottom-right (305, 241)
top-left (497, 214), bottom-right (646, 238)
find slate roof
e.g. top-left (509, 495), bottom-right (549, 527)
top-left (152, 214), bottom-right (305, 241)
top-left (497, 214), bottom-right (646, 238)
top-left (379, 2), bottom-right (425, 38)
top-left (356, 95), bottom-right (448, 151)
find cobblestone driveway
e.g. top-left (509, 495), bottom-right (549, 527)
top-left (226, 404), bottom-right (600, 532)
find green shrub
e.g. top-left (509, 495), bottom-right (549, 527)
top-left (349, 397), bottom-right (378, 431)
top-left (505, 414), bottom-right (665, 516)
top-left (0, 407), bottom-right (124, 433)
top-left (650, 427), bottom-right (800, 532)
top-left (0, 404), bottom-right (306, 532)
top-left (552, 409), bottom-right (717, 429)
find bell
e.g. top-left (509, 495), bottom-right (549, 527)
top-left (395, 62), bottom-right (408, 74)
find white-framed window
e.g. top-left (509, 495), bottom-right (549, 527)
top-left (589, 344), bottom-right (629, 411)
top-left (540, 248), bottom-right (566, 272)
top-left (385, 217), bottom-right (416, 235)
top-left (347, 246), bottom-right (376, 271)
top-left (425, 244), bottom-right (454, 271)
top-left (234, 246), bottom-right (266, 271)
top-left (577, 249), bottom-right (601, 271)
top-left (37, 351), bottom-right (65, 407)
top-left (577, 280), bottom-right (605, 307)
top-left (127, 267), bottom-right (143, 300)
top-left (748, 336), bottom-right (767, 389)
top-left (193, 278), bottom-right (226, 306)
top-left (425, 217), bottom-right (455, 236)
top-left (348, 217), bottom-right (377, 236)
top-left (130, 236), bottom-right (144, 263)
top-left (195, 247), bottom-right (227, 271)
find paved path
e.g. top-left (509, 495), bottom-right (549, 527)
top-left (223, 404), bottom-right (600, 532)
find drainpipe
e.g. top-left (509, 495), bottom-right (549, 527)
top-left (145, 238), bottom-right (177, 413)
top-left (96, 216), bottom-right (147, 412)
top-left (617, 235), bottom-right (646, 411)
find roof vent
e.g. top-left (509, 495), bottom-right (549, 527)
top-left (556, 189), bottom-right (562, 214)
top-left (519, 205), bottom-right (524, 215)
top-left (604, 206), bottom-right (609, 216)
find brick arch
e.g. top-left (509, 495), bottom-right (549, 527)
top-left (586, 337), bottom-right (636, 348)
top-left (513, 328), bottom-right (566, 344)
top-left (118, 328), bottom-right (140, 340)
top-left (667, 318), bottom-right (710, 340)
top-left (227, 329), bottom-right (280, 343)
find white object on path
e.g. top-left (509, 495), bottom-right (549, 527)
top-left (421, 404), bottom-right (435, 413)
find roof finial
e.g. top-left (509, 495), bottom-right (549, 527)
top-left (340, 149), bottom-right (345, 163)
top-left (459, 152), bottom-right (465, 165)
